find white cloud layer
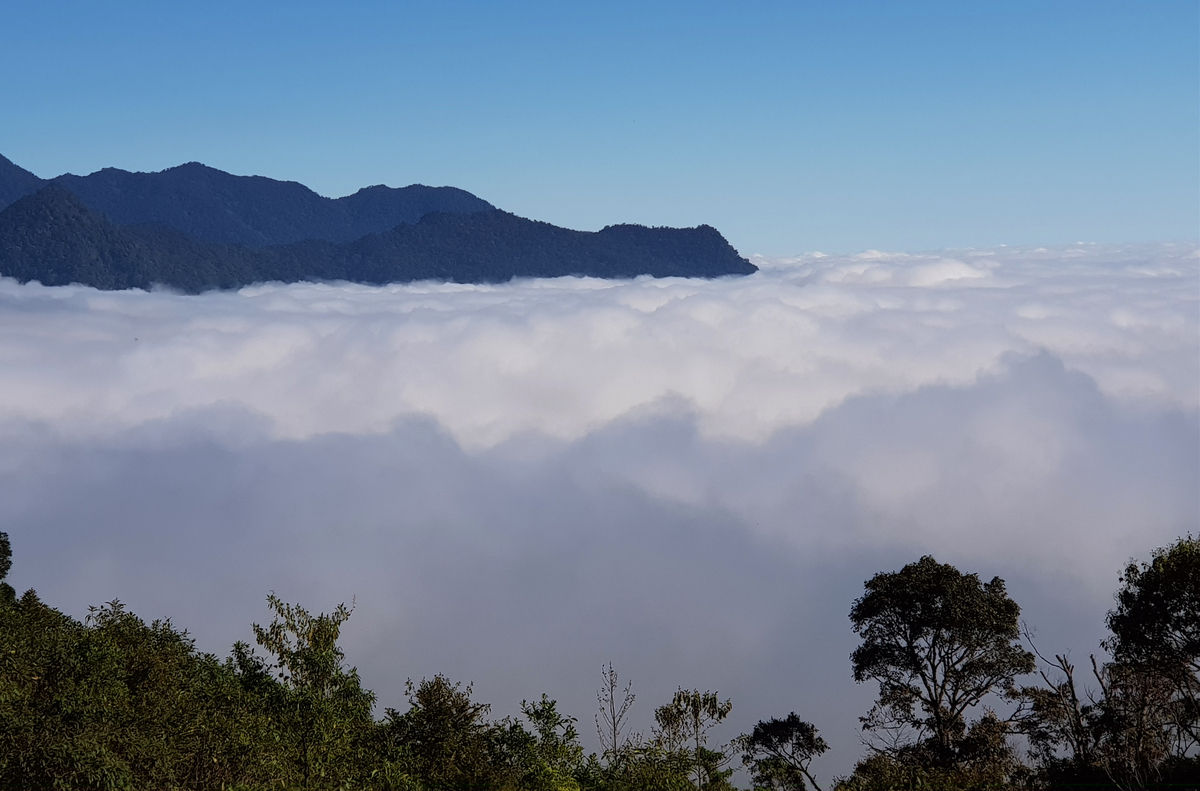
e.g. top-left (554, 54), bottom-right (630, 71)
top-left (1, 242), bottom-right (1196, 777)
top-left (4, 243), bottom-right (1195, 447)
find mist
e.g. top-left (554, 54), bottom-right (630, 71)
top-left (1, 242), bottom-right (1196, 778)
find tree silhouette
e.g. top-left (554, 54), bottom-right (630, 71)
top-left (737, 713), bottom-right (828, 790)
top-left (850, 556), bottom-right (1034, 768)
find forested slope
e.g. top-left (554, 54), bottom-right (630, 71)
top-left (2, 529), bottom-right (1195, 790)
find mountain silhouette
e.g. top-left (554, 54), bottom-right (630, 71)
top-left (0, 155), bottom-right (756, 291)
top-left (0, 154), bottom-right (45, 210)
top-left (47, 162), bottom-right (496, 246)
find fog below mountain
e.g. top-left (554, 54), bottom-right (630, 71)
top-left (1, 242), bottom-right (1196, 778)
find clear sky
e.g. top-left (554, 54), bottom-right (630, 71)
top-left (3, 0), bottom-right (1197, 255)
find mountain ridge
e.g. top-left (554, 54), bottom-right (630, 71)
top-left (0, 155), bottom-right (756, 291)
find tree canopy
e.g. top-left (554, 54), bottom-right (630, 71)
top-left (849, 555), bottom-right (1034, 769)
top-left (2, 529), bottom-right (1197, 790)
top-left (737, 713), bottom-right (827, 791)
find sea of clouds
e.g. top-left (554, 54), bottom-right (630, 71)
top-left (1, 242), bottom-right (1196, 776)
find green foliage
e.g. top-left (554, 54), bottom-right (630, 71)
top-left (654, 688), bottom-right (736, 790)
top-left (850, 556), bottom-right (1034, 768)
top-left (0, 593), bottom-right (276, 790)
top-left (250, 593), bottom-right (377, 788)
top-left (584, 743), bottom-right (695, 791)
top-left (3, 525), bottom-right (1196, 791)
top-left (383, 674), bottom-right (503, 790)
top-left (519, 694), bottom-right (585, 790)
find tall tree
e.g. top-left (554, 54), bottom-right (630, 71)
top-left (596, 662), bottom-right (637, 768)
top-left (252, 594), bottom-right (375, 788)
top-left (849, 555), bottom-right (1034, 767)
top-left (1106, 535), bottom-right (1200, 746)
top-left (654, 688), bottom-right (735, 790)
top-left (519, 694), bottom-right (585, 791)
top-left (1095, 535), bottom-right (1200, 788)
top-left (383, 674), bottom-right (501, 790)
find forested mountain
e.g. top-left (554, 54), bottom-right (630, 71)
top-left (0, 188), bottom-right (259, 291)
top-left (0, 157), bottom-right (494, 247)
top-left (0, 155), bottom-right (756, 290)
top-left (48, 163), bottom-right (495, 247)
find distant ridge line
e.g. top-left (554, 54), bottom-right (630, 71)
top-left (0, 154), bottom-right (755, 292)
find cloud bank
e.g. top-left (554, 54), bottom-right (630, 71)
top-left (1, 242), bottom-right (1196, 776)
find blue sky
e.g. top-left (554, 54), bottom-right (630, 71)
top-left (3, 1), bottom-right (1197, 254)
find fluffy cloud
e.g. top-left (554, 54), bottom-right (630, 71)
top-left (3, 242), bottom-right (1194, 446)
top-left (0, 242), bottom-right (1195, 776)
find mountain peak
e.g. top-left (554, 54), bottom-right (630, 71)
top-left (0, 154), bottom-right (47, 209)
top-left (165, 161), bottom-right (210, 172)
